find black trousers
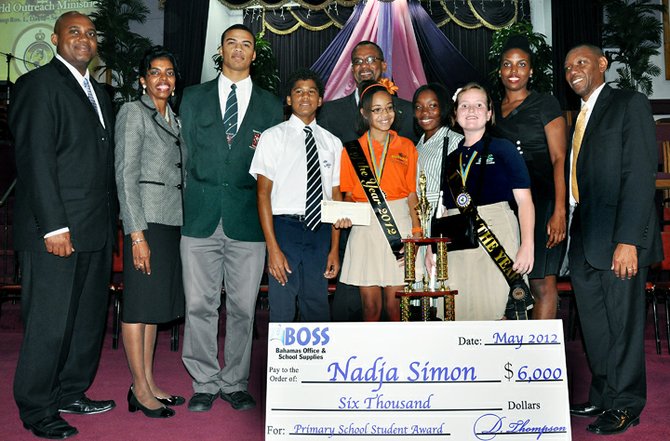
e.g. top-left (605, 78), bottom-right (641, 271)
top-left (568, 208), bottom-right (647, 415)
top-left (14, 245), bottom-right (112, 424)
top-left (329, 228), bottom-right (362, 321)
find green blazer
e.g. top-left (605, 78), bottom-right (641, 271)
top-left (180, 77), bottom-right (283, 240)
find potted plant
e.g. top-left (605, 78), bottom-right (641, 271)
top-left (602, 0), bottom-right (664, 96)
top-left (90, 0), bottom-right (153, 108)
top-left (487, 21), bottom-right (554, 102)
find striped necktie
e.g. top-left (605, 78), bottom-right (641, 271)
top-left (224, 83), bottom-right (238, 145)
top-left (304, 126), bottom-right (322, 231)
top-left (571, 105), bottom-right (588, 203)
top-left (82, 78), bottom-right (99, 115)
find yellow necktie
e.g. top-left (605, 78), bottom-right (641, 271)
top-left (571, 105), bottom-right (588, 203)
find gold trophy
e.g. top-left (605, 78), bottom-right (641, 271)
top-left (397, 171), bottom-right (457, 321)
top-left (415, 171), bottom-right (431, 237)
top-left (403, 172), bottom-right (430, 291)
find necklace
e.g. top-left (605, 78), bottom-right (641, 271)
top-left (366, 131), bottom-right (390, 182)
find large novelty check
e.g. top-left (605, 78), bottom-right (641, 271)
top-left (266, 320), bottom-right (571, 440)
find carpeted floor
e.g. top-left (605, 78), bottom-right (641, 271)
top-left (0, 300), bottom-right (669, 440)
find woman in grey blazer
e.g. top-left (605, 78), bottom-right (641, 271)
top-left (115, 46), bottom-right (185, 418)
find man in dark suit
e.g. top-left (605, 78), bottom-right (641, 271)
top-left (9, 11), bottom-right (117, 440)
top-left (319, 41), bottom-right (417, 144)
top-left (318, 41), bottom-right (417, 322)
top-left (180, 24), bottom-right (283, 413)
top-left (564, 44), bottom-right (662, 435)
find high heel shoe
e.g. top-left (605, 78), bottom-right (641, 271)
top-left (155, 395), bottom-right (185, 406)
top-left (127, 386), bottom-right (175, 418)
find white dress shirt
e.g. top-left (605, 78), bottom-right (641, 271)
top-left (56, 54), bottom-right (104, 128)
top-left (249, 114), bottom-right (343, 215)
top-left (218, 74), bottom-right (252, 125)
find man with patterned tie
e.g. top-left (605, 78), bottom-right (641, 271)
top-left (179, 24), bottom-right (282, 413)
top-left (250, 69), bottom-right (351, 322)
top-left (564, 44), bottom-right (661, 435)
top-left (9, 11), bottom-right (117, 439)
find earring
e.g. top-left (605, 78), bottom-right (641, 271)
top-left (142, 84), bottom-right (146, 95)
top-left (171, 89), bottom-right (175, 97)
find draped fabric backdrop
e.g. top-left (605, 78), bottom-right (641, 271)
top-left (313, 0), bottom-right (428, 101)
top-left (551, 0), bottom-right (603, 110)
top-left (241, 0), bottom-right (530, 100)
top-left (164, 0), bottom-right (211, 92)
top-left (171, 0), bottom-right (588, 106)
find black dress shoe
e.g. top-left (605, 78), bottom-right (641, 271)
top-left (587, 409), bottom-right (640, 435)
top-left (58, 396), bottom-right (115, 415)
top-left (187, 392), bottom-right (218, 412)
top-left (23, 415), bottom-right (78, 439)
top-left (127, 387), bottom-right (175, 418)
top-left (155, 395), bottom-right (185, 406)
top-left (220, 390), bottom-right (256, 411)
top-left (570, 401), bottom-right (604, 417)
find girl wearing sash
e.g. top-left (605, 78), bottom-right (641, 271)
top-left (430, 83), bottom-right (534, 320)
top-left (339, 80), bottom-right (421, 321)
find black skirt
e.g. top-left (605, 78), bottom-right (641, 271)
top-left (529, 197), bottom-right (566, 279)
top-left (122, 223), bottom-right (184, 324)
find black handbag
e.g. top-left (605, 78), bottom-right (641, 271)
top-left (430, 213), bottom-right (478, 251)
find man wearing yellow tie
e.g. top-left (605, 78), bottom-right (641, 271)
top-left (564, 44), bottom-right (661, 435)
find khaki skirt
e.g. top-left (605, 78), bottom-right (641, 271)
top-left (340, 198), bottom-right (412, 287)
top-left (445, 202), bottom-right (521, 321)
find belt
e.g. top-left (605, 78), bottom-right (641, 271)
top-left (276, 214), bottom-right (306, 221)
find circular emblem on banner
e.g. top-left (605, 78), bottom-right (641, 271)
top-left (512, 286), bottom-right (527, 300)
top-left (12, 25), bottom-right (55, 75)
top-left (456, 192), bottom-right (471, 208)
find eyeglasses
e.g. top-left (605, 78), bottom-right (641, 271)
top-left (369, 105), bottom-right (395, 115)
top-left (352, 56), bottom-right (383, 66)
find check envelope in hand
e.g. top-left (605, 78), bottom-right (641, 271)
top-left (321, 201), bottom-right (371, 226)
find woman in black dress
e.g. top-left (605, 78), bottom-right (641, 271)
top-left (115, 47), bottom-right (185, 417)
top-left (494, 35), bottom-right (567, 319)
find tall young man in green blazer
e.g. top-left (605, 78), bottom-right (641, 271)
top-left (180, 24), bottom-right (282, 412)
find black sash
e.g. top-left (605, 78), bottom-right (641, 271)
top-left (344, 140), bottom-right (404, 260)
top-left (445, 139), bottom-right (534, 319)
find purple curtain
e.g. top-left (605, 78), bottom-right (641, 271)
top-left (315, 0), bottom-right (427, 102)
top-left (391, 0), bottom-right (428, 100)
top-left (409, 0), bottom-right (481, 95)
top-left (377, 2), bottom-right (393, 78)
top-left (310, 3), bottom-right (365, 88)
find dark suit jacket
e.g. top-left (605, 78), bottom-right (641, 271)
top-left (318, 92), bottom-right (418, 144)
top-left (9, 58), bottom-right (117, 252)
top-left (180, 77), bottom-right (283, 241)
top-left (568, 85), bottom-right (662, 269)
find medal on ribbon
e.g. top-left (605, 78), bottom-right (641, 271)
top-left (456, 191), bottom-right (472, 208)
top-left (457, 150), bottom-right (478, 208)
